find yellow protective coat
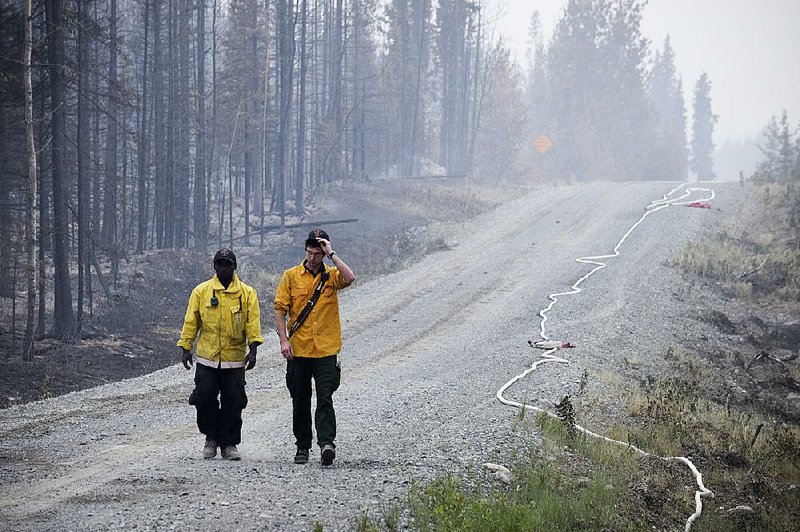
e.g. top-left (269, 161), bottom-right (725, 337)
top-left (178, 274), bottom-right (264, 368)
top-left (274, 262), bottom-right (352, 358)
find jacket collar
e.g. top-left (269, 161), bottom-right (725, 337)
top-left (211, 273), bottom-right (241, 292)
top-left (301, 260), bottom-right (328, 278)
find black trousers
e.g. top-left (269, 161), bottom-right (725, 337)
top-left (286, 355), bottom-right (341, 450)
top-left (190, 364), bottom-right (248, 446)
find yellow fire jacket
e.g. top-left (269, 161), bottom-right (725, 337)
top-left (274, 262), bottom-right (352, 358)
top-left (178, 273), bottom-right (264, 368)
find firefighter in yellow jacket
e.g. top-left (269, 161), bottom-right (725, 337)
top-left (178, 248), bottom-right (263, 461)
top-left (275, 229), bottom-right (355, 466)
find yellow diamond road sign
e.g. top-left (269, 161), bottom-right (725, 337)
top-left (534, 133), bottom-right (552, 154)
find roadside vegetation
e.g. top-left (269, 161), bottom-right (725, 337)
top-left (672, 181), bottom-right (800, 302)
top-left (344, 127), bottom-right (800, 530)
top-left (349, 354), bottom-right (799, 531)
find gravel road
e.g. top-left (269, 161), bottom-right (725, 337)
top-left (0, 181), bottom-right (737, 531)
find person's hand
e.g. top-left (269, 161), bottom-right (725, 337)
top-left (245, 344), bottom-right (258, 370)
top-left (280, 338), bottom-right (294, 361)
top-left (316, 238), bottom-right (333, 256)
top-left (181, 348), bottom-right (193, 370)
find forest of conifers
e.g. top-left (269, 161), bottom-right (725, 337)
top-left (1, 0), bottom-right (717, 349)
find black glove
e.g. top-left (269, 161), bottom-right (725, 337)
top-left (181, 348), bottom-right (193, 370)
top-left (245, 345), bottom-right (258, 370)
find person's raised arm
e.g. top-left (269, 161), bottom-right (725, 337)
top-left (317, 238), bottom-right (355, 285)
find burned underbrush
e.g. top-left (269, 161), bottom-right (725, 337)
top-left (0, 179), bottom-right (519, 408)
top-left (669, 183), bottom-right (800, 422)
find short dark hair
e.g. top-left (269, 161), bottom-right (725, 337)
top-left (304, 229), bottom-right (330, 248)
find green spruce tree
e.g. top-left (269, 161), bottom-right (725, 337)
top-left (753, 110), bottom-right (797, 183)
top-left (690, 72), bottom-right (717, 181)
top-left (648, 36), bottom-right (688, 180)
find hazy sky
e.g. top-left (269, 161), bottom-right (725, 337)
top-left (487, 0), bottom-right (800, 144)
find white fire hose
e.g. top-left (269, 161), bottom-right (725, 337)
top-left (496, 184), bottom-right (715, 532)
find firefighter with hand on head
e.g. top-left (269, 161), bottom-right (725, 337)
top-left (274, 229), bottom-right (355, 466)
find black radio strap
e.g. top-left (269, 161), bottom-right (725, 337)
top-left (287, 270), bottom-right (329, 339)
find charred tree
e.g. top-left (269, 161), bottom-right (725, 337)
top-left (152, 0), bottom-right (166, 247)
top-left (137, 0), bottom-right (151, 253)
top-left (102, 0), bottom-right (119, 251)
top-left (76, 0), bottom-right (94, 331)
top-left (194, 0), bottom-right (208, 250)
top-left (295, 0), bottom-right (308, 215)
top-left (23, 0), bottom-right (37, 358)
top-left (45, 0), bottom-right (74, 339)
top-left (276, 0), bottom-right (295, 227)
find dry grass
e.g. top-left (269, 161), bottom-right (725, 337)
top-left (537, 356), bottom-right (800, 531)
top-left (671, 183), bottom-right (800, 302)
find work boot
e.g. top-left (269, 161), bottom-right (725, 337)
top-left (321, 444), bottom-right (335, 466)
top-left (203, 438), bottom-right (217, 459)
top-left (221, 445), bottom-right (241, 461)
top-left (294, 448), bottom-right (309, 464)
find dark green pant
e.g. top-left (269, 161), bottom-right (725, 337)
top-left (286, 355), bottom-right (341, 450)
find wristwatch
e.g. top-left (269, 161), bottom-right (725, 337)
top-left (327, 251), bottom-right (336, 260)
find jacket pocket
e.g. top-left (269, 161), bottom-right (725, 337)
top-left (200, 301), bottom-right (221, 322)
top-left (197, 303), bottom-right (221, 352)
top-left (289, 281), bottom-right (309, 300)
top-left (229, 307), bottom-right (246, 341)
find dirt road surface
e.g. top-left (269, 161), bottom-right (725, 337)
top-left (0, 182), bottom-right (734, 531)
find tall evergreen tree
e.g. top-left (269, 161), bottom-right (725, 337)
top-left (690, 72), bottom-right (717, 181)
top-left (648, 36), bottom-right (687, 180)
top-left (543, 0), bottom-right (594, 181)
top-left (776, 110), bottom-right (795, 182)
top-left (525, 11), bottom-right (547, 138)
top-left (753, 111), bottom-right (796, 183)
top-left (794, 120), bottom-right (800, 181)
top-left (602, 0), bottom-right (653, 181)
top-left (174, 0), bottom-right (192, 248)
top-left (349, 0), bottom-right (382, 179)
